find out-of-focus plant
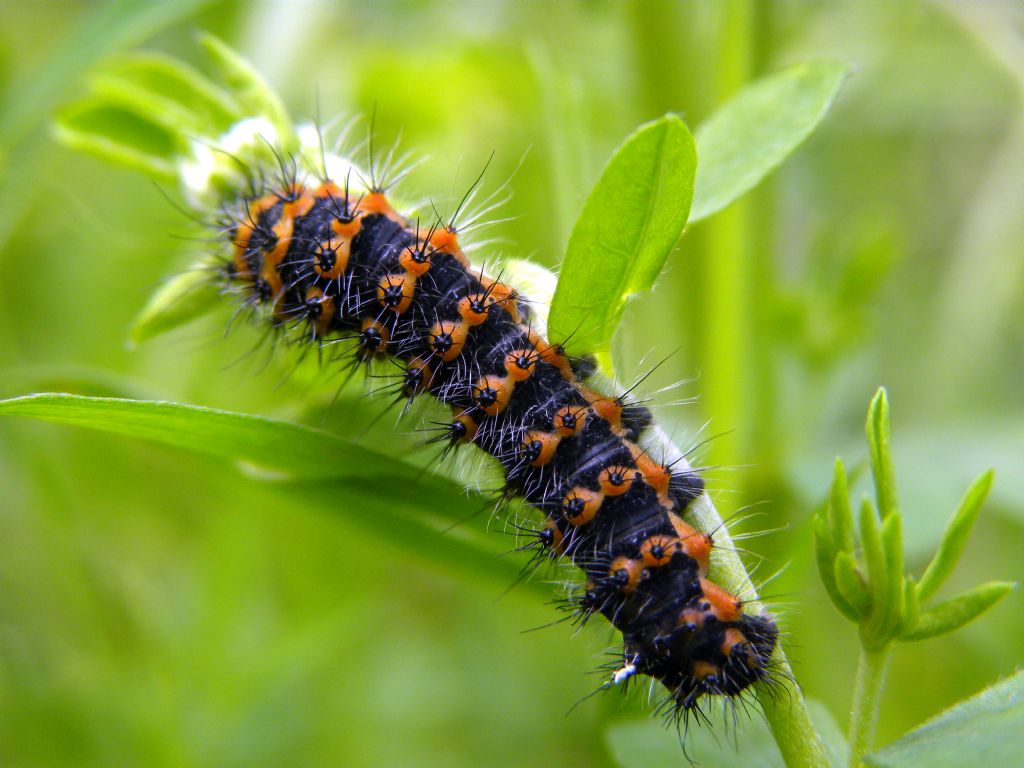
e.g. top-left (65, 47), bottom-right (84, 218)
top-left (814, 388), bottom-right (1015, 767)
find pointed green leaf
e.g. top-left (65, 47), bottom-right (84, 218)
top-left (0, 393), bottom-right (418, 482)
top-left (130, 261), bottom-right (223, 345)
top-left (880, 513), bottom-right (905, 639)
top-left (198, 33), bottom-right (291, 141)
top-left (0, 395), bottom-right (542, 586)
top-left (917, 470), bottom-right (995, 601)
top-left (834, 550), bottom-right (871, 618)
top-left (53, 101), bottom-right (179, 180)
top-left (864, 670), bottom-right (1024, 768)
top-left (816, 516), bottom-right (860, 621)
top-left (690, 60), bottom-right (848, 223)
top-left (88, 71), bottom-right (209, 137)
top-left (859, 496), bottom-right (889, 646)
top-left (101, 52), bottom-right (242, 132)
top-left (896, 576), bottom-right (920, 638)
top-left (910, 582), bottom-right (1014, 642)
top-left (867, 387), bottom-right (899, 519)
top-left (901, 581), bottom-right (1015, 642)
top-left (828, 456), bottom-right (855, 554)
top-left (548, 114), bottom-right (696, 372)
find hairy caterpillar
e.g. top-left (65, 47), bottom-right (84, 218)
top-left (176, 115), bottom-right (781, 720)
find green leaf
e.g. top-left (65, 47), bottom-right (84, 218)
top-left (548, 114), bottom-right (696, 372)
top-left (0, 393), bottom-right (428, 483)
top-left (198, 33), bottom-right (291, 141)
top-left (896, 576), bottom-right (920, 638)
top-left (690, 60), bottom-right (848, 223)
top-left (834, 550), bottom-right (871, 619)
top-left (100, 52), bottom-right (242, 133)
top-left (828, 456), bottom-right (855, 554)
top-left (901, 581), bottom-right (1015, 642)
top-left (880, 513), bottom-right (905, 638)
top-left (53, 100), bottom-right (179, 180)
top-left (917, 470), bottom-right (995, 601)
top-left (859, 496), bottom-right (889, 647)
top-left (867, 387), bottom-right (899, 519)
top-left (864, 670), bottom-right (1024, 768)
top-left (0, 394), bottom-right (534, 586)
top-left (130, 261), bottom-right (224, 345)
top-left (815, 515), bottom-right (860, 621)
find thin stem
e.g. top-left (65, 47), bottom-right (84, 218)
top-left (701, 4), bottom-right (829, 766)
top-left (758, 662), bottom-right (830, 768)
top-left (848, 645), bottom-right (891, 768)
top-left (702, 0), bottom-right (754, 477)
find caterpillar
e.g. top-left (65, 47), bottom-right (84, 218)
top-left (188, 119), bottom-right (780, 720)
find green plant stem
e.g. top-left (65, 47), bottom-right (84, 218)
top-left (702, 0), bottom-right (753, 476)
top-left (848, 645), bottom-right (891, 767)
top-left (757, 662), bottom-right (829, 768)
top-left (701, 4), bottom-right (827, 766)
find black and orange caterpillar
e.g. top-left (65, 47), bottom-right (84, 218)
top-left (218, 159), bottom-right (778, 715)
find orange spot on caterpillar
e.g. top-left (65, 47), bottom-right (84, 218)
top-left (599, 465), bottom-right (638, 496)
top-left (428, 320), bottom-right (468, 362)
top-left (232, 194), bottom-right (278, 276)
top-left (692, 660), bottom-right (721, 682)
top-left (640, 535), bottom-right (678, 568)
top-left (452, 408), bottom-right (478, 442)
top-left (504, 349), bottom-right (536, 382)
top-left (331, 217), bottom-right (361, 240)
top-left (678, 607), bottom-right (706, 631)
top-left (473, 374), bottom-right (512, 416)
top-left (399, 242), bottom-right (431, 277)
top-left (525, 328), bottom-right (574, 380)
top-left (427, 227), bottom-right (468, 266)
top-left (457, 294), bottom-right (490, 326)
top-left (358, 317), bottom-right (389, 359)
top-left (561, 487), bottom-right (602, 526)
top-left (553, 405), bottom-right (588, 437)
top-left (303, 287), bottom-right (335, 337)
top-left (480, 277), bottom-right (523, 323)
top-left (260, 214), bottom-right (293, 296)
top-left (721, 628), bottom-right (748, 658)
top-left (312, 237), bottom-right (351, 279)
top-left (629, 446), bottom-right (671, 496)
top-left (699, 577), bottom-right (742, 623)
top-left (669, 512), bottom-right (713, 575)
top-left (358, 192), bottom-right (404, 224)
top-left (585, 393), bottom-right (624, 432)
top-left (377, 272), bottom-right (416, 314)
top-left (403, 357), bottom-right (433, 397)
top-left (609, 556), bottom-right (645, 594)
top-left (521, 430), bottom-right (560, 467)
top-left (542, 518), bottom-right (564, 554)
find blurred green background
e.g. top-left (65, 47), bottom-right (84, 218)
top-left (0, 1), bottom-right (1021, 766)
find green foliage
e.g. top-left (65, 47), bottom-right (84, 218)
top-left (129, 262), bottom-right (224, 345)
top-left (1, 4), bottom-right (1021, 767)
top-left (864, 671), bottom-right (1024, 768)
top-left (814, 388), bottom-right (1015, 767)
top-left (548, 115), bottom-right (695, 373)
top-left (690, 60), bottom-right (849, 223)
top-left (53, 49), bottom-right (237, 179)
top-left (549, 61), bottom-right (848, 374)
top-left (0, 393), bottom-right (526, 586)
top-left (814, 388), bottom-right (1013, 650)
